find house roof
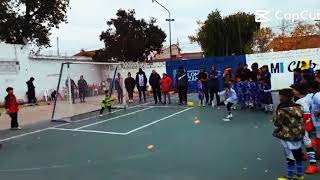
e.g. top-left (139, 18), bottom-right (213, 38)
top-left (269, 35), bottom-right (320, 52)
top-left (73, 50), bottom-right (97, 57)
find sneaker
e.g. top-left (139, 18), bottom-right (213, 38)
top-left (227, 114), bottom-right (233, 119)
top-left (293, 175), bottom-right (305, 180)
top-left (277, 176), bottom-right (291, 180)
top-left (304, 164), bottom-right (319, 174)
top-left (223, 118), bottom-right (231, 122)
top-left (16, 127), bottom-right (22, 130)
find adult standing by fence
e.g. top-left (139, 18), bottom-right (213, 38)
top-left (176, 66), bottom-right (188, 105)
top-left (198, 68), bottom-right (209, 104)
top-left (208, 65), bottom-right (221, 107)
top-left (149, 70), bottom-right (162, 104)
top-left (115, 73), bottom-right (124, 104)
top-left (125, 72), bottom-right (135, 103)
top-left (136, 68), bottom-right (147, 103)
top-left (26, 77), bottom-right (37, 105)
top-left (78, 75), bottom-right (88, 103)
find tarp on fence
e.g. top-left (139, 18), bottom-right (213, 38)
top-left (166, 55), bottom-right (246, 92)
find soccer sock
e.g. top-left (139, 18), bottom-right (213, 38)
top-left (292, 148), bottom-right (304, 177)
top-left (287, 158), bottom-right (295, 178)
top-left (306, 147), bottom-right (317, 165)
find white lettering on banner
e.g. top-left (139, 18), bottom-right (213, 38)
top-left (187, 70), bottom-right (200, 82)
top-left (246, 48), bottom-right (320, 90)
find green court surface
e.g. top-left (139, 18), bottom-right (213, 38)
top-left (0, 97), bottom-right (320, 180)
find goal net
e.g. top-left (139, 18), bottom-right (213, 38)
top-left (51, 62), bottom-right (127, 122)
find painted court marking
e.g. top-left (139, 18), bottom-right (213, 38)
top-left (51, 128), bottom-right (127, 136)
top-left (125, 107), bottom-right (193, 135)
top-left (0, 101), bottom-right (153, 143)
top-left (74, 107), bottom-right (154, 130)
top-left (49, 107), bottom-right (193, 136)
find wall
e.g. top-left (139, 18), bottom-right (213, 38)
top-left (246, 48), bottom-right (320, 90)
top-left (0, 43), bottom-right (167, 103)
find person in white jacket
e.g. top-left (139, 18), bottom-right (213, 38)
top-left (218, 82), bottom-right (238, 121)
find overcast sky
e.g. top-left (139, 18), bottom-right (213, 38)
top-left (45, 0), bottom-right (320, 56)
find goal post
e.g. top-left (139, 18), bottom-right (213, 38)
top-left (51, 61), bottom-right (127, 122)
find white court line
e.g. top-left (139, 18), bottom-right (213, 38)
top-left (125, 107), bottom-right (193, 135)
top-left (141, 105), bottom-right (188, 108)
top-left (75, 107), bottom-right (154, 130)
top-left (0, 101), bottom-right (153, 143)
top-left (56, 101), bottom-right (154, 128)
top-left (51, 128), bottom-right (127, 136)
top-left (0, 123), bottom-right (68, 143)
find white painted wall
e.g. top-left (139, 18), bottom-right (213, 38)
top-left (0, 43), bottom-right (166, 103)
top-left (246, 48), bottom-right (320, 90)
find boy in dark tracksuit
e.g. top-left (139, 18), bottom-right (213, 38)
top-left (5, 87), bottom-right (21, 130)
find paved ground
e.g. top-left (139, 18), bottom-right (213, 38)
top-left (0, 93), bottom-right (319, 180)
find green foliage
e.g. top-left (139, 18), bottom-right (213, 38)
top-left (0, 0), bottom-right (70, 47)
top-left (95, 9), bottom-right (166, 62)
top-left (190, 10), bottom-right (260, 57)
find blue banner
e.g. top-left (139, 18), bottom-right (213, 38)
top-left (166, 55), bottom-right (246, 92)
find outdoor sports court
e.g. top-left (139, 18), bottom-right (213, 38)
top-left (0, 95), bottom-right (319, 180)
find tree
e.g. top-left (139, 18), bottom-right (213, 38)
top-left (0, 0), bottom-right (70, 47)
top-left (253, 27), bottom-right (275, 53)
top-left (291, 21), bottom-right (318, 37)
top-left (190, 10), bottom-right (260, 57)
top-left (95, 9), bottom-right (166, 62)
top-left (279, 20), bottom-right (291, 37)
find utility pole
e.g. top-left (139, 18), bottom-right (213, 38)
top-left (152, 0), bottom-right (174, 60)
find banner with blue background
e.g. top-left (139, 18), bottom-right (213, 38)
top-left (166, 55), bottom-right (246, 92)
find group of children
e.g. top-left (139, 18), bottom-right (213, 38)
top-left (197, 63), bottom-right (274, 121)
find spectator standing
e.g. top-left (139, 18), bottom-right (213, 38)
top-left (136, 68), bottom-right (147, 103)
top-left (26, 77), bottom-right (37, 105)
top-left (115, 73), bottom-right (124, 104)
top-left (176, 66), bottom-right (188, 105)
top-left (161, 73), bottom-right (172, 104)
top-left (223, 65), bottom-right (233, 84)
top-left (125, 72), bottom-right (135, 103)
top-left (78, 75), bottom-right (88, 103)
top-left (208, 65), bottom-right (221, 107)
top-left (149, 70), bottom-right (162, 104)
top-left (198, 68), bottom-right (209, 104)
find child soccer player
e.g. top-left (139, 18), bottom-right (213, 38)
top-left (5, 87), bottom-right (21, 130)
top-left (291, 83), bottom-right (318, 174)
top-left (218, 82), bottom-right (238, 121)
top-left (273, 88), bottom-right (305, 180)
top-left (100, 90), bottom-right (114, 115)
top-left (310, 82), bottom-right (320, 161)
top-left (197, 79), bottom-right (205, 107)
top-left (260, 79), bottom-right (273, 113)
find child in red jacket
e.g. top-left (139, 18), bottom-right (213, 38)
top-left (5, 87), bottom-right (21, 130)
top-left (161, 73), bottom-right (172, 104)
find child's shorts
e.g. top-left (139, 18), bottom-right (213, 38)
top-left (280, 140), bottom-right (302, 160)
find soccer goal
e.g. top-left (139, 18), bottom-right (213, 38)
top-left (51, 61), bottom-right (127, 122)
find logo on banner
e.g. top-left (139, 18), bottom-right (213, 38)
top-left (270, 59), bottom-right (317, 74)
top-left (187, 70), bottom-right (200, 82)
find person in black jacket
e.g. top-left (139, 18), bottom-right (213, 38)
top-left (208, 65), bottom-right (221, 106)
top-left (78, 75), bottom-right (88, 103)
top-left (136, 68), bottom-right (147, 102)
top-left (26, 77), bottom-right (37, 105)
top-left (149, 70), bottom-right (162, 104)
top-left (125, 72), bottom-right (135, 103)
top-left (176, 66), bottom-right (188, 105)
